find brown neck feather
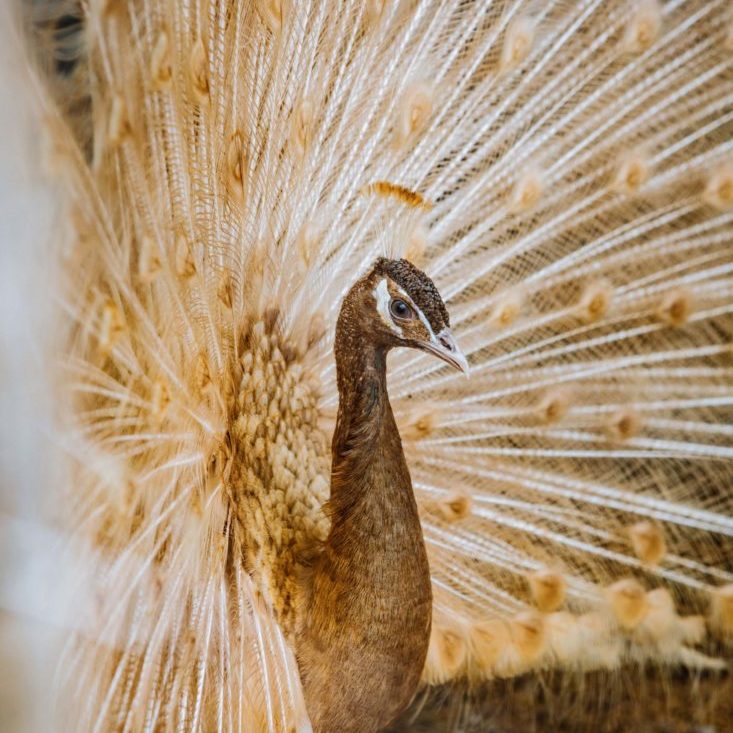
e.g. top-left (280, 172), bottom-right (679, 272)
top-left (328, 303), bottom-right (405, 536)
top-left (296, 281), bottom-right (432, 733)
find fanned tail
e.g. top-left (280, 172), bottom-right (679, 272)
top-left (9, 0), bottom-right (733, 728)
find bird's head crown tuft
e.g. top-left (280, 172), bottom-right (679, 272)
top-left (372, 257), bottom-right (450, 333)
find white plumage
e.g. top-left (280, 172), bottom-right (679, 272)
top-left (1, 0), bottom-right (732, 729)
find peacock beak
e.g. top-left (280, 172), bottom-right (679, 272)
top-left (422, 328), bottom-right (469, 375)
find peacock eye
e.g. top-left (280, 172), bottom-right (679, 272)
top-left (389, 298), bottom-right (414, 321)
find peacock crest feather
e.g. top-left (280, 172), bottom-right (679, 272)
top-left (3, 0), bottom-right (733, 730)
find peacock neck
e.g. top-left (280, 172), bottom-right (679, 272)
top-left (297, 297), bottom-right (433, 733)
top-left (329, 328), bottom-right (400, 524)
top-left (333, 338), bottom-right (389, 453)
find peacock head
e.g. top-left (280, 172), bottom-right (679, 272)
top-left (341, 257), bottom-right (469, 373)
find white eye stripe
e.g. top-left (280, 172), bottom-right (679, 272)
top-left (393, 284), bottom-right (436, 342)
top-left (375, 278), bottom-right (439, 343)
top-left (415, 305), bottom-right (437, 342)
top-left (374, 278), bottom-right (403, 335)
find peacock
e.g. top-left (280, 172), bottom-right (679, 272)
top-left (2, 0), bottom-right (733, 730)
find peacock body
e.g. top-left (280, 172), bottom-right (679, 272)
top-left (3, 0), bottom-right (733, 730)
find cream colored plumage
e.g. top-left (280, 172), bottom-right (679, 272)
top-left (3, 0), bottom-right (733, 730)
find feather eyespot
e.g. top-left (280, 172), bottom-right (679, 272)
top-left (389, 298), bottom-right (414, 321)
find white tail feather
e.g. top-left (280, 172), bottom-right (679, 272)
top-left (3, 0), bottom-right (732, 728)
